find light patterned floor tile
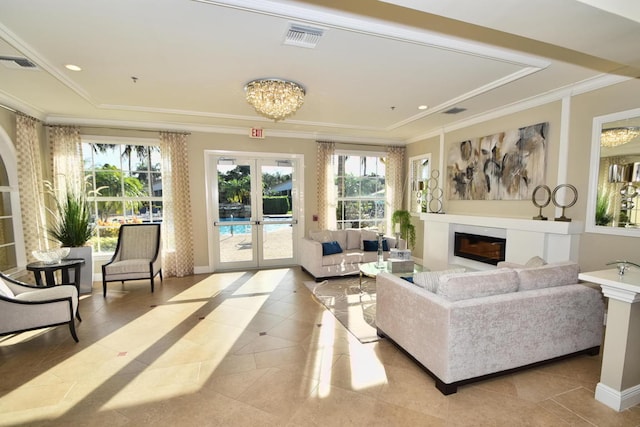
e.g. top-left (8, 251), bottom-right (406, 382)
top-left (0, 268), bottom-right (637, 427)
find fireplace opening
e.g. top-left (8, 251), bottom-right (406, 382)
top-left (454, 232), bottom-right (506, 266)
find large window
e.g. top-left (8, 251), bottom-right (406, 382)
top-left (82, 138), bottom-right (162, 253)
top-left (334, 152), bottom-right (386, 229)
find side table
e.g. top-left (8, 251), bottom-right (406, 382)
top-left (26, 258), bottom-right (85, 294)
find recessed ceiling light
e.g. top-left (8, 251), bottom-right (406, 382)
top-left (418, 105), bottom-right (428, 110)
top-left (65, 64), bottom-right (82, 71)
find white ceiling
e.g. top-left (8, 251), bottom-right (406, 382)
top-left (0, 0), bottom-right (639, 144)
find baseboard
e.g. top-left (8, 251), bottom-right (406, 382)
top-left (194, 266), bottom-right (213, 275)
top-left (595, 382), bottom-right (640, 411)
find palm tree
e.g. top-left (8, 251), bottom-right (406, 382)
top-left (222, 177), bottom-right (250, 204)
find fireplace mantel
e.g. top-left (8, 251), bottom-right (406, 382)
top-left (420, 213), bottom-right (584, 270)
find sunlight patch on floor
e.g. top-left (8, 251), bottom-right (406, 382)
top-left (99, 271), bottom-right (277, 410)
top-left (0, 329), bottom-right (54, 346)
top-left (309, 310), bottom-right (336, 398)
top-left (349, 347), bottom-right (387, 391)
top-left (233, 268), bottom-right (289, 295)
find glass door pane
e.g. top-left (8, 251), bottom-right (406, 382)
top-left (216, 158), bottom-right (255, 265)
top-left (260, 159), bottom-right (294, 263)
top-left (209, 153), bottom-right (300, 271)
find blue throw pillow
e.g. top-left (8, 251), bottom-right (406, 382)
top-left (362, 239), bottom-right (389, 251)
top-left (322, 241), bottom-right (343, 256)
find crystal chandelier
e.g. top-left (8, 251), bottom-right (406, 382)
top-left (600, 127), bottom-right (640, 148)
top-left (244, 78), bottom-right (305, 121)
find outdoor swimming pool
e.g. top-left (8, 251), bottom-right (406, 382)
top-left (219, 222), bottom-right (291, 235)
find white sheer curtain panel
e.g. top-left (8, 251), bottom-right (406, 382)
top-left (386, 146), bottom-right (406, 230)
top-left (159, 131), bottom-right (194, 277)
top-left (316, 141), bottom-right (336, 230)
top-left (49, 125), bottom-right (83, 194)
top-left (16, 114), bottom-right (48, 256)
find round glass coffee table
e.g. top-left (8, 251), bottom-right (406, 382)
top-left (358, 261), bottom-right (426, 291)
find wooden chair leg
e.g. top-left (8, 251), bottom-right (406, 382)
top-left (68, 319), bottom-right (79, 343)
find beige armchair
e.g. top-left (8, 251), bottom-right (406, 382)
top-left (0, 272), bottom-right (81, 342)
top-left (102, 224), bottom-right (162, 297)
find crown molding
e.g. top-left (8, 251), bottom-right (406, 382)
top-left (97, 103), bottom-right (383, 132)
top-left (45, 116), bottom-right (401, 145)
top-left (406, 73), bottom-right (631, 143)
top-left (389, 66), bottom-right (543, 131)
top-left (0, 91), bottom-right (45, 120)
top-left (0, 23), bottom-right (93, 104)
top-left (46, 73), bottom-right (632, 145)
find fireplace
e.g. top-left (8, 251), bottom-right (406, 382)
top-left (454, 232), bottom-right (506, 266)
top-left (421, 214), bottom-right (582, 271)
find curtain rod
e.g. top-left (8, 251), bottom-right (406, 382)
top-left (0, 103), bottom-right (17, 113)
top-left (74, 125), bottom-right (160, 133)
top-left (58, 124), bottom-right (190, 135)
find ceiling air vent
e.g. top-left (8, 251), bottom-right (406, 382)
top-left (0, 55), bottom-right (38, 69)
top-left (284, 24), bottom-right (324, 48)
top-left (443, 107), bottom-right (467, 115)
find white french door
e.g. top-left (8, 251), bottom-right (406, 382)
top-left (206, 152), bottom-right (303, 271)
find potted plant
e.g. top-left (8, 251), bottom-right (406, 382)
top-left (45, 181), bottom-right (95, 293)
top-left (391, 209), bottom-right (416, 250)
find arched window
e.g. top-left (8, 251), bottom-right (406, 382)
top-left (0, 125), bottom-right (26, 271)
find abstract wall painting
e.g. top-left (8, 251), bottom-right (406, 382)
top-left (447, 122), bottom-right (548, 201)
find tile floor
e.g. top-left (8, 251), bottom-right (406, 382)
top-left (1, 267), bottom-right (639, 426)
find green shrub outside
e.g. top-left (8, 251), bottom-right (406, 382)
top-left (263, 196), bottom-right (290, 214)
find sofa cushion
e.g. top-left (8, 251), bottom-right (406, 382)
top-left (525, 256), bottom-right (547, 267)
top-left (496, 261), bottom-right (524, 268)
top-left (360, 230), bottom-right (379, 249)
top-left (346, 229), bottom-right (362, 250)
top-left (497, 256), bottom-right (547, 269)
top-left (309, 230), bottom-right (333, 243)
top-left (321, 241), bottom-right (343, 256)
top-left (516, 261), bottom-right (579, 291)
top-left (413, 268), bottom-right (466, 293)
top-left (104, 259), bottom-right (153, 275)
top-left (437, 269), bottom-right (519, 301)
top-left (362, 239), bottom-right (389, 252)
top-left (329, 230), bottom-right (348, 252)
top-left (0, 277), bottom-right (14, 298)
top-left (322, 250), bottom-right (368, 266)
top-left (385, 236), bottom-right (397, 249)
top-left (15, 285), bottom-right (76, 302)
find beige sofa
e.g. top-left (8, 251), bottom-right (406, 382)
top-left (300, 229), bottom-right (398, 281)
top-left (376, 262), bottom-right (605, 394)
